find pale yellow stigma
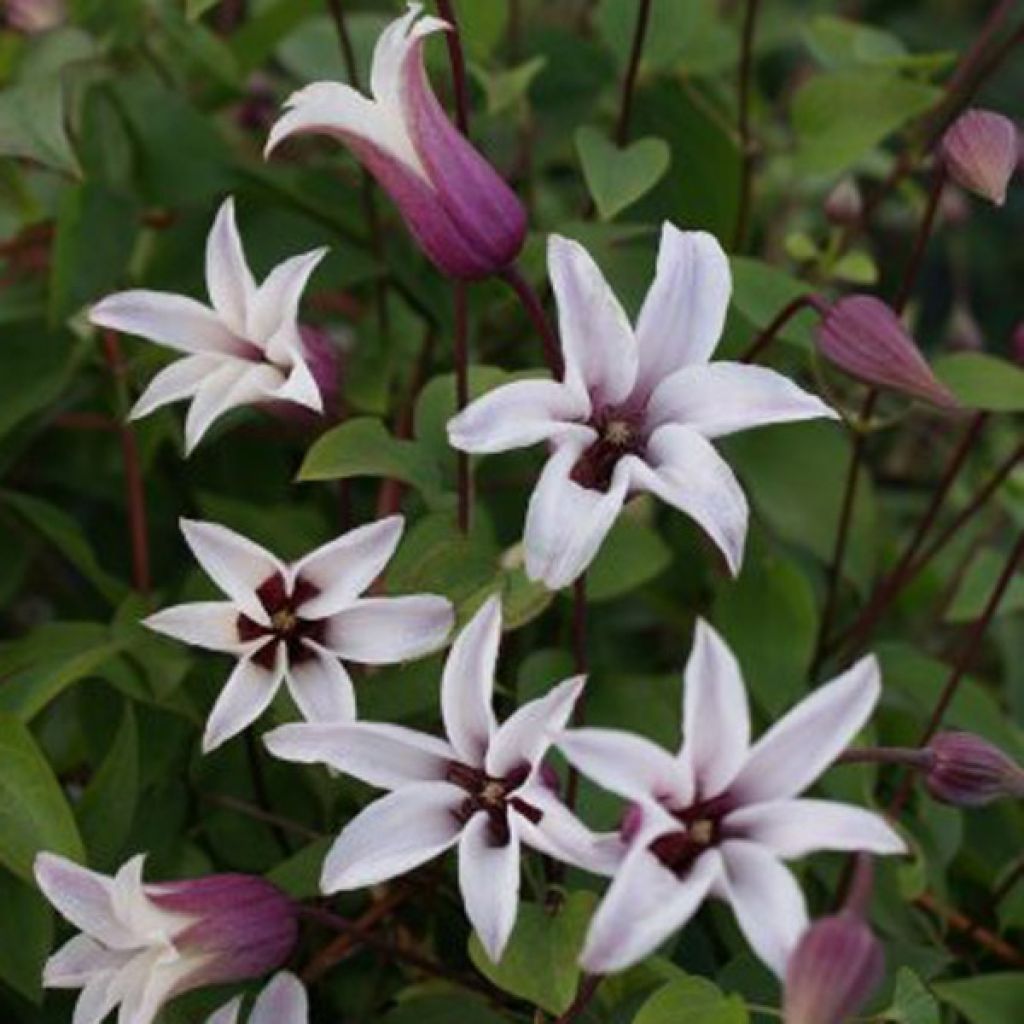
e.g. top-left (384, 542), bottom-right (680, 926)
top-left (689, 819), bottom-right (714, 846)
top-left (604, 420), bottom-right (632, 446)
top-left (272, 608), bottom-right (298, 633)
top-left (481, 781), bottom-right (505, 807)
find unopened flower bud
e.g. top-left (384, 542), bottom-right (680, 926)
top-left (924, 731), bottom-right (1024, 807)
top-left (824, 178), bottom-right (863, 226)
top-left (946, 305), bottom-right (984, 352)
top-left (5, 0), bottom-right (65, 33)
top-left (941, 109), bottom-right (1019, 206)
top-left (299, 324), bottom-right (342, 416)
top-left (1012, 323), bottom-right (1024, 366)
top-left (816, 295), bottom-right (958, 408)
top-left (784, 912), bottom-right (884, 1024)
top-left (938, 183), bottom-right (971, 226)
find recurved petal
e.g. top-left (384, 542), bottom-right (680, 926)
top-left (266, 350), bottom-right (324, 414)
top-left (129, 354), bottom-right (222, 421)
top-left (143, 602), bottom-right (248, 654)
top-left (285, 643), bottom-right (357, 723)
top-left (249, 248), bottom-right (327, 356)
top-left (184, 361), bottom-right (285, 455)
top-left (459, 813), bottom-right (521, 963)
top-left (202, 648), bottom-right (285, 754)
top-left (322, 596), bottom-right (453, 664)
top-left (249, 972), bottom-right (308, 1024)
top-left (321, 782), bottom-right (464, 891)
top-left (205, 198), bottom-right (256, 337)
top-left (729, 655), bottom-right (881, 804)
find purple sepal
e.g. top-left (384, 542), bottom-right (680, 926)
top-left (941, 109), bottom-right (1019, 207)
top-left (924, 731), bottom-right (1024, 808)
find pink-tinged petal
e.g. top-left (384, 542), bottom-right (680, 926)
top-left (725, 800), bottom-right (906, 859)
top-left (625, 425), bottom-right (748, 576)
top-left (718, 840), bottom-right (808, 978)
top-left (111, 855), bottom-right (184, 944)
top-left (557, 728), bottom-right (693, 809)
top-left (70, 971), bottom-right (122, 1024)
top-left (634, 225), bottom-right (731, 390)
top-left (941, 108), bottom-right (1019, 206)
top-left (729, 655), bottom-right (881, 804)
top-left (202, 648), bottom-right (285, 754)
top-left (441, 595), bottom-right (500, 765)
top-left (34, 854), bottom-right (129, 948)
top-left (524, 439), bottom-right (630, 590)
top-left (267, 352), bottom-right (323, 414)
top-left (369, 5), bottom-right (441, 114)
top-left (647, 363), bottom-right (837, 439)
top-left (205, 198), bottom-right (256, 337)
top-left (292, 516), bottom-right (404, 618)
top-left (285, 643), bottom-right (356, 722)
top-left (263, 721), bottom-right (454, 790)
top-left (249, 248), bottom-right (327, 357)
top-left (321, 782), bottom-right (464, 891)
top-left (90, 291), bottom-right (242, 358)
top-left (681, 619), bottom-right (750, 797)
top-left (249, 972), bottom-right (308, 1024)
top-left (459, 813), bottom-right (521, 963)
top-left (487, 675), bottom-right (584, 779)
top-left (43, 935), bottom-right (130, 987)
top-left (547, 235), bottom-right (638, 407)
top-left (205, 997), bottom-right (242, 1024)
top-left (112, 953), bottom-right (203, 1024)
top-left (447, 379), bottom-right (592, 455)
top-left (179, 518), bottom-right (284, 625)
top-left (322, 595), bottom-right (453, 664)
top-left (581, 845), bottom-right (720, 974)
top-left (129, 354), bottom-right (221, 421)
top-left (143, 602), bottom-right (247, 654)
top-left (184, 361), bottom-right (285, 455)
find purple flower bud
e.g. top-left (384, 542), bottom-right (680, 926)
top-left (946, 305), bottom-right (984, 352)
top-left (5, 0), bottom-right (65, 33)
top-left (1012, 323), bottom-right (1024, 367)
top-left (941, 109), bottom-right (1019, 207)
top-left (938, 183), bottom-right (971, 226)
top-left (300, 324), bottom-right (342, 415)
top-left (784, 912), bottom-right (884, 1024)
top-left (824, 178), bottom-right (863, 226)
top-left (816, 295), bottom-right (958, 408)
top-left (924, 731), bottom-right (1024, 808)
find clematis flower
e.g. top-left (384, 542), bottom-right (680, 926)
top-left (264, 595), bottom-right (613, 962)
top-left (145, 516), bottom-right (453, 753)
top-left (448, 226), bottom-right (837, 589)
top-left (557, 620), bottom-right (905, 976)
top-left (206, 972), bottom-right (308, 1024)
top-left (90, 198), bottom-right (330, 454)
top-left (35, 853), bottom-right (297, 1024)
top-left (265, 4), bottom-right (526, 281)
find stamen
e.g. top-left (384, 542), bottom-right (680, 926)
top-left (604, 420), bottom-right (632, 446)
top-left (272, 608), bottom-right (298, 634)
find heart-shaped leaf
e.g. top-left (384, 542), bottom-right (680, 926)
top-left (575, 126), bottom-right (670, 220)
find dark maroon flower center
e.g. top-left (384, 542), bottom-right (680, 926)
top-left (570, 407), bottom-right (647, 492)
top-left (446, 761), bottom-right (542, 846)
top-left (645, 793), bottom-right (734, 877)
top-left (236, 572), bottom-right (324, 669)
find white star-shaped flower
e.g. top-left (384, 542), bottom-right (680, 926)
top-left (145, 515), bottom-right (453, 752)
top-left (448, 225), bottom-right (838, 588)
top-left (558, 620), bottom-right (905, 976)
top-left (90, 198), bottom-right (328, 454)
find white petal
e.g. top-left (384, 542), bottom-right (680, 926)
top-left (634, 225), bottom-right (731, 389)
top-left (725, 800), bottom-right (906, 859)
top-left (486, 675), bottom-right (584, 779)
top-left (204, 997), bottom-right (242, 1024)
top-left (184, 361), bottom-right (285, 455)
top-left (72, 970), bottom-right (121, 1024)
top-left (264, 721), bottom-right (454, 789)
top-left (459, 813), bottom-right (521, 963)
top-left (143, 602), bottom-right (247, 654)
top-left (581, 844), bottom-right (720, 974)
top-left (729, 656), bottom-right (881, 804)
top-left (285, 643), bottom-right (357, 722)
top-left (129, 354), bottom-right (221, 421)
top-left (681, 619), bottom-right (750, 797)
top-left (371, 5), bottom-right (447, 113)
top-left (322, 596), bottom-right (453, 664)
top-left (321, 782), bottom-right (464, 891)
top-left (113, 952), bottom-right (199, 1024)
top-left (547, 235), bottom-right (638, 407)
top-left (524, 440), bottom-right (630, 590)
top-left (250, 972), bottom-right (308, 1024)
top-left (269, 353), bottom-right (323, 414)
top-left (202, 648), bottom-right (285, 754)
top-left (179, 518), bottom-right (284, 625)
top-left (625, 425), bottom-right (748, 576)
top-left (205, 198), bottom-right (256, 337)
top-left (647, 362), bottom-right (838, 439)
top-left (718, 840), bottom-right (808, 978)
top-left (110, 856), bottom-right (179, 944)
top-left (441, 595), bottom-right (500, 766)
top-left (249, 248), bottom-right (327, 357)
top-left (90, 291), bottom-right (242, 357)
top-left (44, 935), bottom-right (128, 988)
top-left (557, 728), bottom-right (692, 808)
top-left (447, 379), bottom-right (592, 454)
top-left (292, 517), bottom-right (404, 618)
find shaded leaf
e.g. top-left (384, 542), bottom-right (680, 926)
top-left (933, 353), bottom-right (1024, 412)
top-left (575, 126), bottom-right (670, 221)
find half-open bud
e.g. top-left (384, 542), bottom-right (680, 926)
top-left (784, 912), bottom-right (884, 1024)
top-left (924, 731), bottom-right (1024, 808)
top-left (816, 295), bottom-right (958, 408)
top-left (824, 178), bottom-right (863, 226)
top-left (941, 109), bottom-right (1019, 207)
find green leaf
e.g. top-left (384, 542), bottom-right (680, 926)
top-left (946, 548), bottom-right (1024, 624)
top-left (381, 995), bottom-right (507, 1024)
top-left (471, 57), bottom-right (546, 115)
top-left (730, 258), bottom-right (815, 349)
top-left (275, 12), bottom-right (386, 85)
top-left (266, 838), bottom-right (332, 899)
top-left (793, 70), bottom-right (940, 176)
top-left (0, 868), bottom-right (52, 1003)
top-left (587, 513), bottom-right (671, 603)
top-left (468, 892), bottom-right (596, 1015)
top-left (885, 968), bottom-right (941, 1024)
top-left (633, 976), bottom-right (750, 1024)
top-left (186, 0), bottom-right (221, 20)
top-left (0, 75), bottom-right (79, 177)
top-left (457, 2), bottom-right (509, 60)
top-left (933, 973), bottom-right (1024, 1024)
top-left (933, 352), bottom-right (1024, 412)
top-left (575, 126), bottom-right (670, 221)
top-left (298, 417), bottom-right (445, 506)
top-left (831, 249), bottom-right (879, 285)
top-left (802, 15), bottom-right (955, 75)
top-left (0, 712), bottom-right (85, 883)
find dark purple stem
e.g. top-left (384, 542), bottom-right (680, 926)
top-left (739, 293), bottom-right (824, 364)
top-left (556, 973), bottom-right (602, 1024)
top-left (436, 0), bottom-right (470, 134)
top-left (614, 0), bottom-right (652, 146)
top-left (565, 575), bottom-right (589, 813)
top-left (500, 265), bottom-right (564, 379)
top-left (454, 282), bottom-right (471, 533)
top-left (732, 0), bottom-right (762, 251)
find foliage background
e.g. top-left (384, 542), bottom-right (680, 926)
top-left (0, 0), bottom-right (1021, 1021)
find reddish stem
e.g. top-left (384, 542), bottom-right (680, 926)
top-left (614, 0), bottom-right (652, 146)
top-left (732, 0), bottom-right (762, 252)
top-left (739, 293), bottom-right (824, 364)
top-left (565, 575), bottom-right (589, 813)
top-left (556, 973), bottom-right (602, 1024)
top-left (436, 0), bottom-right (470, 134)
top-left (500, 265), bottom-right (564, 379)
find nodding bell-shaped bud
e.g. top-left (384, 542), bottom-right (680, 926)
top-left (924, 731), bottom-right (1024, 808)
top-left (5, 0), bottom-right (65, 33)
top-left (816, 295), bottom-right (958, 408)
top-left (941, 109), bottom-right (1019, 207)
top-left (824, 178), bottom-right (863, 226)
top-left (784, 912), bottom-right (884, 1024)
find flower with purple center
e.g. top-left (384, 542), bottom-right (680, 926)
top-left (206, 972), bottom-right (308, 1024)
top-left (90, 198), bottom-right (329, 455)
top-left (556, 620), bottom-right (906, 976)
top-left (448, 226), bottom-right (837, 589)
top-left (35, 853), bottom-right (297, 1024)
top-left (144, 515), bottom-right (453, 753)
top-left (264, 595), bottom-right (614, 962)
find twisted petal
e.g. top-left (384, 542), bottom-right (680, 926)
top-left (205, 198), bottom-right (256, 337)
top-left (250, 248), bottom-right (328, 358)
top-left (202, 647), bottom-right (285, 754)
top-left (459, 813), bottom-right (521, 963)
top-left (322, 596), bottom-right (453, 664)
top-left (143, 602), bottom-right (248, 654)
top-left (129, 354), bottom-right (222, 421)
top-left (285, 643), bottom-right (357, 723)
